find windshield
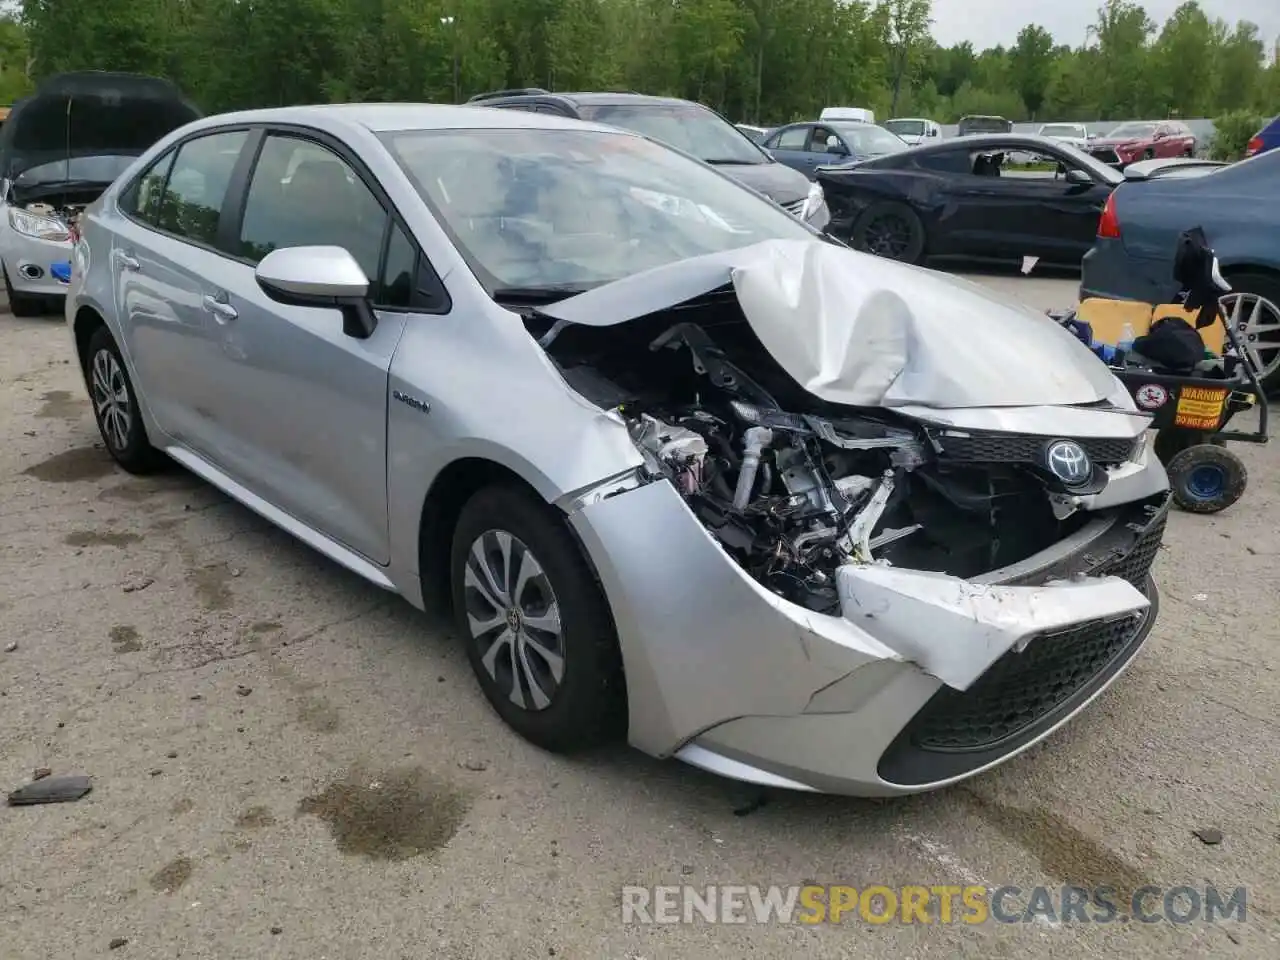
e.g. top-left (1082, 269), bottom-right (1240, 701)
top-left (381, 128), bottom-right (815, 294)
top-left (575, 102), bottom-right (767, 165)
top-left (13, 155), bottom-right (137, 187)
top-left (832, 123), bottom-right (909, 154)
top-left (1107, 122), bottom-right (1157, 139)
top-left (885, 119), bottom-right (925, 136)
top-left (1040, 124), bottom-right (1084, 138)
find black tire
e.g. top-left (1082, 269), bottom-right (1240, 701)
top-left (851, 201), bottom-right (926, 264)
top-left (3, 264), bottom-right (47, 317)
top-left (449, 483), bottom-right (626, 753)
top-left (85, 325), bottom-right (166, 474)
top-left (1220, 271), bottom-right (1280, 394)
top-left (1166, 444), bottom-right (1247, 514)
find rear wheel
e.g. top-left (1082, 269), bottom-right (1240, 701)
top-left (1219, 272), bottom-right (1280, 393)
top-left (85, 325), bottom-right (166, 474)
top-left (449, 483), bottom-right (626, 753)
top-left (851, 201), bottom-right (926, 264)
top-left (3, 264), bottom-right (47, 317)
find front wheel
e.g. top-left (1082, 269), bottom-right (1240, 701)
top-left (850, 201), bottom-right (926, 264)
top-left (1219, 272), bottom-right (1280, 393)
top-left (1166, 444), bottom-right (1247, 514)
top-left (450, 484), bottom-right (626, 753)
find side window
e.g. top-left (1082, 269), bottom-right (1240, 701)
top-left (237, 135), bottom-right (388, 287)
top-left (773, 126), bottom-right (809, 150)
top-left (154, 130), bottom-right (249, 247)
top-left (534, 104), bottom-right (572, 116)
top-left (914, 149), bottom-right (972, 175)
top-left (380, 222), bottom-right (417, 308)
top-left (121, 150), bottom-right (175, 224)
top-left (495, 103), bottom-right (535, 112)
top-left (991, 148), bottom-right (1078, 180)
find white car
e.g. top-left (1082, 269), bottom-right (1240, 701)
top-left (0, 71), bottom-right (199, 316)
top-left (884, 118), bottom-right (942, 146)
top-left (1037, 122), bottom-right (1091, 152)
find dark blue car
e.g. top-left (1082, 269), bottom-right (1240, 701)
top-left (1247, 115), bottom-right (1279, 158)
top-left (763, 121), bottom-right (908, 179)
top-left (1080, 149), bottom-right (1280, 389)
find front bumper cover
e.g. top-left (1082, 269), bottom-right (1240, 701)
top-left (569, 459), bottom-right (1170, 797)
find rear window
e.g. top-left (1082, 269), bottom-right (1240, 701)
top-left (576, 102), bottom-right (766, 165)
top-left (959, 117), bottom-right (1012, 134)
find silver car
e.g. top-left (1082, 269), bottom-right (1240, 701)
top-left (66, 105), bottom-right (1171, 796)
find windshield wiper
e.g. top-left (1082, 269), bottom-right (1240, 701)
top-left (490, 283), bottom-right (593, 305)
top-left (703, 157), bottom-right (761, 165)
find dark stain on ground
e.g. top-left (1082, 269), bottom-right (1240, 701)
top-left (170, 798), bottom-right (195, 816)
top-left (151, 517), bottom-right (183, 531)
top-left (232, 840), bottom-right (252, 853)
top-left (190, 562), bottom-right (234, 611)
top-left (149, 856), bottom-right (193, 894)
top-left (251, 621), bottom-right (283, 634)
top-left (961, 791), bottom-right (1153, 907)
top-left (36, 390), bottom-right (85, 420)
top-left (65, 530), bottom-right (141, 548)
top-left (22, 447), bottom-right (116, 483)
top-left (297, 768), bottom-right (468, 862)
top-left (236, 805), bottom-right (276, 829)
top-left (109, 625), bottom-right (143, 654)
top-left (296, 695), bottom-right (341, 734)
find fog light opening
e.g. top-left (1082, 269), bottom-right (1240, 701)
top-left (18, 264), bottom-right (43, 280)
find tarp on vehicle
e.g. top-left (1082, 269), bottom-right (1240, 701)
top-left (0, 71), bottom-right (201, 181)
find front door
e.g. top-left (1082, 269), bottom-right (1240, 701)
top-left (766, 125), bottom-right (815, 176)
top-left (112, 129), bottom-right (253, 454)
top-left (198, 132), bottom-right (413, 564)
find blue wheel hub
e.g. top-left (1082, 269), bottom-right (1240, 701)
top-left (1185, 463), bottom-right (1227, 501)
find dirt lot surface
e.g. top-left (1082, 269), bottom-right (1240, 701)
top-left (2, 272), bottom-right (1278, 959)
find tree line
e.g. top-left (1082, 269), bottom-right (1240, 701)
top-left (2, 0), bottom-right (1277, 129)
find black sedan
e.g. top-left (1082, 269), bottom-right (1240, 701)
top-left (816, 134), bottom-right (1122, 266)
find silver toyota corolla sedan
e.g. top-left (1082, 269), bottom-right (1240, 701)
top-left (65, 104), bottom-right (1171, 796)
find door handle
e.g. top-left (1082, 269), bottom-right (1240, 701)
top-left (114, 251), bottom-right (140, 271)
top-left (202, 295), bottom-right (238, 322)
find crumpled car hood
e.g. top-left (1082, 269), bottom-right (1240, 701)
top-left (537, 239), bottom-right (1119, 409)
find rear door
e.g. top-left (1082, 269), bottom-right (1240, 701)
top-left (195, 130), bottom-right (439, 564)
top-left (764, 125), bottom-right (813, 175)
top-left (111, 128), bottom-right (254, 453)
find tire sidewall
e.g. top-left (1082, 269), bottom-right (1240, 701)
top-left (853, 202), bottom-right (925, 264)
top-left (449, 484), bottom-right (624, 752)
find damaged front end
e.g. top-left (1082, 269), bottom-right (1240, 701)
top-left (534, 239), bottom-right (1168, 794)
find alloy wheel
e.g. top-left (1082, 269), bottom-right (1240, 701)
top-left (463, 529), bottom-right (565, 711)
top-left (1221, 291), bottom-right (1280, 381)
top-left (91, 348), bottom-right (131, 452)
top-left (864, 215), bottom-right (911, 259)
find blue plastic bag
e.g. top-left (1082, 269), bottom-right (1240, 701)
top-left (51, 261), bottom-right (72, 284)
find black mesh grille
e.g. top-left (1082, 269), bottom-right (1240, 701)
top-left (934, 432), bottom-right (1138, 465)
top-left (906, 612), bottom-right (1145, 752)
top-left (902, 508), bottom-right (1164, 754)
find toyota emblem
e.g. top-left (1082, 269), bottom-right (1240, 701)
top-left (1045, 440), bottom-right (1092, 486)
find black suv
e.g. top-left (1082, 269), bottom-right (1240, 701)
top-left (467, 89), bottom-right (829, 230)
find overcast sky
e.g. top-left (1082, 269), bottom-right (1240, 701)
top-left (930, 0), bottom-right (1280, 52)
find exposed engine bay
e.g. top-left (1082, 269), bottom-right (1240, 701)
top-left (534, 292), bottom-right (1127, 613)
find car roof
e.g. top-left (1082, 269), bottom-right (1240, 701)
top-left (909, 133), bottom-right (1075, 152)
top-left (170, 102), bottom-right (630, 136)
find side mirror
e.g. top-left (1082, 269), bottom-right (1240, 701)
top-left (255, 246), bottom-right (377, 339)
top-left (929, 128), bottom-right (939, 137)
top-left (1065, 168), bottom-right (1092, 185)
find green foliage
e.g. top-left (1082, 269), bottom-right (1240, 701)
top-left (1209, 110), bottom-right (1266, 161)
top-left (6, 0), bottom-right (1280, 125)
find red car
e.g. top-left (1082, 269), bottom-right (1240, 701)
top-left (1087, 120), bottom-right (1196, 168)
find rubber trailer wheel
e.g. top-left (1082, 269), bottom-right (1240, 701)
top-left (851, 201), bottom-right (925, 264)
top-left (1166, 443), bottom-right (1247, 514)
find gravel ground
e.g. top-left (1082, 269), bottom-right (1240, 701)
top-left (1, 270), bottom-right (1277, 959)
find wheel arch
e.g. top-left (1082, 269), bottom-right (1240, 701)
top-left (72, 304), bottom-right (108, 384)
top-left (415, 456), bottom-right (612, 617)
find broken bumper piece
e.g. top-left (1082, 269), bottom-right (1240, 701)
top-left (570, 476), bottom-right (1168, 797)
